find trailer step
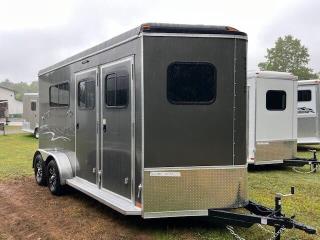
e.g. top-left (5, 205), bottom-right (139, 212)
top-left (66, 177), bottom-right (141, 215)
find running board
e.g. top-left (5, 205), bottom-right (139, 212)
top-left (66, 177), bottom-right (141, 215)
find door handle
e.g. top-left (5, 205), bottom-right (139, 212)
top-left (76, 123), bottom-right (79, 130)
top-left (103, 118), bottom-right (107, 133)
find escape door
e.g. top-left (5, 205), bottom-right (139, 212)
top-left (75, 68), bottom-right (98, 184)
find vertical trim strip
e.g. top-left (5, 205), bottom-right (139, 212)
top-left (232, 39), bottom-right (237, 165)
top-left (140, 36), bottom-right (145, 211)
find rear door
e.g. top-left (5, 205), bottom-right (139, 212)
top-left (75, 68), bottom-right (98, 184)
top-left (100, 57), bottom-right (134, 199)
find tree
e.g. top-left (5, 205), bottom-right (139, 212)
top-left (258, 35), bottom-right (317, 80)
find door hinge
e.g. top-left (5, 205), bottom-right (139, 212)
top-left (131, 63), bottom-right (134, 80)
top-left (96, 121), bottom-right (99, 134)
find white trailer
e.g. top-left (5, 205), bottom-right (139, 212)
top-left (297, 80), bottom-right (320, 144)
top-left (22, 93), bottom-right (39, 138)
top-left (247, 71), bottom-right (298, 165)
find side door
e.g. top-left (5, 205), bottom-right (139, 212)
top-left (30, 100), bottom-right (37, 130)
top-left (256, 79), bottom-right (292, 141)
top-left (75, 68), bottom-right (98, 184)
top-left (297, 85), bottom-right (317, 138)
top-left (100, 56), bottom-right (134, 200)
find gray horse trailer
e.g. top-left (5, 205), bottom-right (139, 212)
top-left (22, 93), bottom-right (39, 138)
top-left (247, 71), bottom-right (298, 165)
top-left (33, 23), bottom-right (248, 218)
top-left (297, 80), bottom-right (320, 144)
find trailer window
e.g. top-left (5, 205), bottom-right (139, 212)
top-left (298, 90), bottom-right (311, 102)
top-left (167, 62), bottom-right (216, 104)
top-left (105, 71), bottom-right (129, 107)
top-left (49, 83), bottom-right (70, 107)
top-left (31, 101), bottom-right (36, 111)
top-left (78, 80), bottom-right (95, 109)
top-left (266, 90), bottom-right (286, 111)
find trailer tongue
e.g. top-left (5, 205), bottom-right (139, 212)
top-left (283, 149), bottom-right (320, 172)
top-left (209, 187), bottom-right (316, 239)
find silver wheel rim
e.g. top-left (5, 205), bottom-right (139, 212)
top-left (48, 166), bottom-right (57, 192)
top-left (35, 160), bottom-right (42, 182)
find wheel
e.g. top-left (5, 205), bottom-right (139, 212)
top-left (47, 159), bottom-right (63, 195)
top-left (34, 128), bottom-right (39, 139)
top-left (34, 154), bottom-right (47, 186)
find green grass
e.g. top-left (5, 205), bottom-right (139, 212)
top-left (0, 134), bottom-right (319, 239)
top-left (0, 133), bottom-right (37, 181)
top-left (0, 125), bottom-right (24, 135)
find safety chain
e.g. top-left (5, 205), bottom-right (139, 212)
top-left (226, 225), bottom-right (246, 240)
top-left (226, 225), bottom-right (286, 240)
top-left (292, 165), bottom-right (319, 174)
top-left (268, 226), bottom-right (286, 240)
top-left (257, 224), bottom-right (274, 234)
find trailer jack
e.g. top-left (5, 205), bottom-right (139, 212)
top-left (283, 149), bottom-right (320, 173)
top-left (209, 187), bottom-right (316, 240)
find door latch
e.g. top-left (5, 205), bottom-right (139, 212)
top-left (98, 170), bottom-right (102, 184)
top-left (124, 177), bottom-right (129, 185)
top-left (137, 184), bottom-right (142, 199)
top-left (102, 118), bottom-right (107, 133)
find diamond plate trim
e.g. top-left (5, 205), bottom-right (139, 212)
top-left (255, 140), bottom-right (297, 162)
top-left (143, 167), bottom-right (247, 215)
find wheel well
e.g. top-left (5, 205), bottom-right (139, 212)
top-left (32, 151), bottom-right (42, 168)
top-left (44, 156), bottom-right (55, 172)
top-left (32, 151), bottom-right (54, 170)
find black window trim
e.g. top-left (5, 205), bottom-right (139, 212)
top-left (266, 90), bottom-right (287, 111)
top-left (30, 101), bottom-right (37, 111)
top-left (167, 61), bottom-right (217, 105)
top-left (298, 89), bottom-right (312, 102)
top-left (77, 79), bottom-right (96, 110)
top-left (49, 81), bottom-right (70, 108)
top-left (105, 72), bottom-right (129, 109)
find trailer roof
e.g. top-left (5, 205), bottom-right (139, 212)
top-left (38, 23), bottom-right (247, 76)
top-left (248, 70), bottom-right (298, 80)
top-left (23, 93), bottom-right (38, 96)
top-left (298, 79), bottom-right (320, 85)
top-left (0, 85), bottom-right (17, 93)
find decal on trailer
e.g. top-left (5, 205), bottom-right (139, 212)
top-left (150, 172), bottom-right (181, 177)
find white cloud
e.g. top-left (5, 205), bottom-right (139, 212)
top-left (0, 0), bottom-right (318, 82)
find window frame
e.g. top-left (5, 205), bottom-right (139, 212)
top-left (77, 79), bottom-right (96, 110)
top-left (30, 101), bottom-right (37, 111)
top-left (298, 89), bottom-right (312, 102)
top-left (105, 71), bottom-right (129, 109)
top-left (266, 90), bottom-right (287, 111)
top-left (49, 82), bottom-right (70, 108)
top-left (166, 61), bottom-right (217, 105)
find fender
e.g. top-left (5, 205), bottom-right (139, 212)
top-left (34, 149), bottom-right (73, 185)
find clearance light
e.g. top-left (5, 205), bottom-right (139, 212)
top-left (226, 26), bottom-right (239, 32)
top-left (142, 24), bottom-right (151, 31)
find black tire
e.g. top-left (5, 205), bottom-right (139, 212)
top-left (47, 159), bottom-right (64, 195)
top-left (34, 128), bottom-right (39, 139)
top-left (34, 154), bottom-right (47, 186)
